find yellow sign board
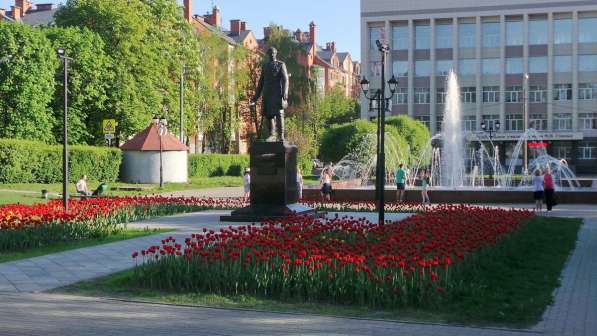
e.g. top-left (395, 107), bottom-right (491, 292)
top-left (102, 119), bottom-right (117, 134)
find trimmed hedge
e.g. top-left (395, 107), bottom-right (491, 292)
top-left (188, 154), bottom-right (249, 178)
top-left (0, 139), bottom-right (121, 183)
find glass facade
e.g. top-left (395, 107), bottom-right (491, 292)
top-left (506, 57), bottom-right (523, 74)
top-left (393, 60), bottom-right (408, 77)
top-left (459, 22), bottom-right (476, 48)
top-left (436, 60), bottom-right (453, 76)
top-left (579, 17), bottom-right (597, 43)
top-left (458, 59), bottom-right (477, 75)
top-left (554, 55), bottom-right (572, 73)
top-left (529, 56), bottom-right (548, 73)
top-left (506, 20), bottom-right (523, 46)
top-left (528, 19), bottom-right (548, 44)
top-left (415, 60), bottom-right (431, 76)
top-left (415, 24), bottom-right (431, 49)
top-left (436, 23), bottom-right (453, 48)
top-left (369, 26), bottom-right (385, 50)
top-left (554, 18), bottom-right (572, 44)
top-left (392, 25), bottom-right (409, 50)
top-left (483, 22), bottom-right (501, 47)
top-left (579, 55), bottom-right (597, 72)
top-left (482, 58), bottom-right (500, 74)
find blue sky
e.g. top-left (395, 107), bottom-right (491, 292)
top-left (0, 0), bottom-right (361, 60)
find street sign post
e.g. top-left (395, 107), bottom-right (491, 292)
top-left (102, 119), bottom-right (117, 146)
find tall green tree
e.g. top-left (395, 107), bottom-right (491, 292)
top-left (0, 22), bottom-right (57, 142)
top-left (45, 26), bottom-right (112, 145)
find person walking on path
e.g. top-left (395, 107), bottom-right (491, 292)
top-left (420, 170), bottom-right (431, 204)
top-left (320, 166), bottom-right (333, 202)
top-left (544, 167), bottom-right (556, 212)
top-left (395, 164), bottom-right (407, 202)
top-left (532, 169), bottom-right (544, 212)
top-left (243, 168), bottom-right (251, 201)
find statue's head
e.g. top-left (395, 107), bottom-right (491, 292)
top-left (267, 47), bottom-right (278, 61)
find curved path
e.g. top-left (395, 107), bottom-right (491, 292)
top-left (0, 205), bottom-right (596, 335)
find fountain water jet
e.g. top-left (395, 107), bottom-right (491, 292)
top-left (441, 70), bottom-right (465, 188)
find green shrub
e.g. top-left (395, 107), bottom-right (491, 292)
top-left (385, 116), bottom-right (431, 165)
top-left (0, 138), bottom-right (121, 183)
top-left (188, 154), bottom-right (249, 177)
top-left (319, 119), bottom-right (377, 164)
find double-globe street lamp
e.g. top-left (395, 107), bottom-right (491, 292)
top-left (480, 120), bottom-right (501, 183)
top-left (57, 47), bottom-right (73, 212)
top-left (359, 40), bottom-right (399, 225)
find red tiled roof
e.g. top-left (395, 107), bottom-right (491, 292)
top-left (120, 123), bottom-right (188, 151)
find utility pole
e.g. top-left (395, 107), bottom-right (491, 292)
top-left (57, 48), bottom-right (73, 212)
top-left (523, 73), bottom-right (529, 175)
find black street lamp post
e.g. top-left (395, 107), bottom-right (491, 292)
top-left (359, 40), bottom-right (399, 225)
top-left (57, 47), bottom-right (73, 212)
top-left (480, 120), bottom-right (501, 183)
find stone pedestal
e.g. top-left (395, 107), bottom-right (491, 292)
top-left (220, 141), bottom-right (315, 222)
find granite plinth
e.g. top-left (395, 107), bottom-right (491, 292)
top-left (221, 141), bottom-right (315, 222)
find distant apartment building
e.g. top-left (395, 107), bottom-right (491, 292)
top-left (361, 0), bottom-right (597, 174)
top-left (1, 1), bottom-right (57, 26)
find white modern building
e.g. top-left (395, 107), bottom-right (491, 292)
top-left (361, 0), bottom-right (597, 174)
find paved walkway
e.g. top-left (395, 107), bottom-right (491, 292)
top-left (0, 205), bottom-right (595, 335)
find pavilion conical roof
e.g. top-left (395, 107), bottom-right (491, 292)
top-left (120, 123), bottom-right (188, 151)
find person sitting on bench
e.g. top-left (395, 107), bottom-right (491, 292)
top-left (76, 175), bottom-right (92, 197)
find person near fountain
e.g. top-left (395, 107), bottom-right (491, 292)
top-left (421, 170), bottom-right (431, 205)
top-left (243, 168), bottom-right (251, 201)
top-left (320, 167), bottom-right (333, 201)
top-left (395, 164), bottom-right (407, 202)
top-left (532, 169), bottom-right (544, 212)
top-left (297, 169), bottom-right (304, 200)
top-left (544, 167), bottom-right (556, 212)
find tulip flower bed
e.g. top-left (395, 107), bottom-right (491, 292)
top-left (131, 205), bottom-right (533, 309)
top-left (302, 199), bottom-right (428, 213)
top-left (0, 196), bottom-right (243, 252)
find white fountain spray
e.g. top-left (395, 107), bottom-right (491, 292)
top-left (441, 70), bottom-right (465, 188)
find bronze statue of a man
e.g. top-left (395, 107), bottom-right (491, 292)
top-left (252, 47), bottom-right (289, 142)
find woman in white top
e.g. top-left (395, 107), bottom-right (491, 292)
top-left (320, 167), bottom-right (333, 201)
top-left (296, 169), bottom-right (304, 200)
top-left (532, 169), bottom-right (544, 212)
top-left (243, 168), bottom-right (251, 201)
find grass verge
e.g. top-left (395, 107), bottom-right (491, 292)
top-left (56, 216), bottom-right (581, 327)
top-left (0, 227), bottom-right (173, 264)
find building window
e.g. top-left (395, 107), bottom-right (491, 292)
top-left (482, 115), bottom-right (500, 130)
top-left (554, 55), bottom-right (572, 73)
top-left (436, 23), bottom-right (453, 48)
top-left (554, 18), bottom-right (572, 44)
top-left (436, 115), bottom-right (444, 132)
top-left (436, 60), bottom-right (453, 76)
top-left (414, 88), bottom-right (430, 104)
top-left (529, 56), bottom-right (548, 73)
top-left (369, 26), bottom-right (385, 50)
top-left (579, 83), bottom-right (597, 100)
top-left (416, 116), bottom-right (431, 130)
top-left (579, 145), bottom-right (597, 160)
top-left (506, 20), bottom-right (523, 46)
top-left (458, 59), bottom-right (477, 75)
top-left (483, 86), bottom-right (500, 103)
top-left (554, 84), bottom-right (573, 101)
top-left (463, 115), bottom-right (476, 131)
top-left (461, 87), bottom-right (477, 103)
top-left (579, 55), bottom-right (597, 72)
top-left (506, 57), bottom-right (523, 74)
top-left (393, 60), bottom-right (408, 77)
top-left (579, 17), bottom-right (597, 43)
top-left (529, 114), bottom-right (547, 130)
top-left (415, 60), bottom-right (431, 77)
top-left (415, 24), bottom-right (431, 49)
top-left (369, 61), bottom-right (382, 77)
top-left (529, 19), bottom-right (548, 45)
top-left (392, 25), bottom-right (409, 50)
top-left (506, 114), bottom-right (523, 131)
top-left (483, 22), bottom-right (501, 48)
top-left (482, 58), bottom-right (500, 75)
top-left (554, 113), bottom-right (572, 130)
top-left (579, 113), bottom-right (597, 130)
top-left (529, 86), bottom-right (548, 103)
top-left (393, 88), bottom-right (408, 105)
top-left (436, 88), bottom-right (446, 104)
top-left (554, 146), bottom-right (572, 160)
top-left (505, 86), bottom-right (523, 103)
top-left (459, 22), bottom-right (476, 48)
